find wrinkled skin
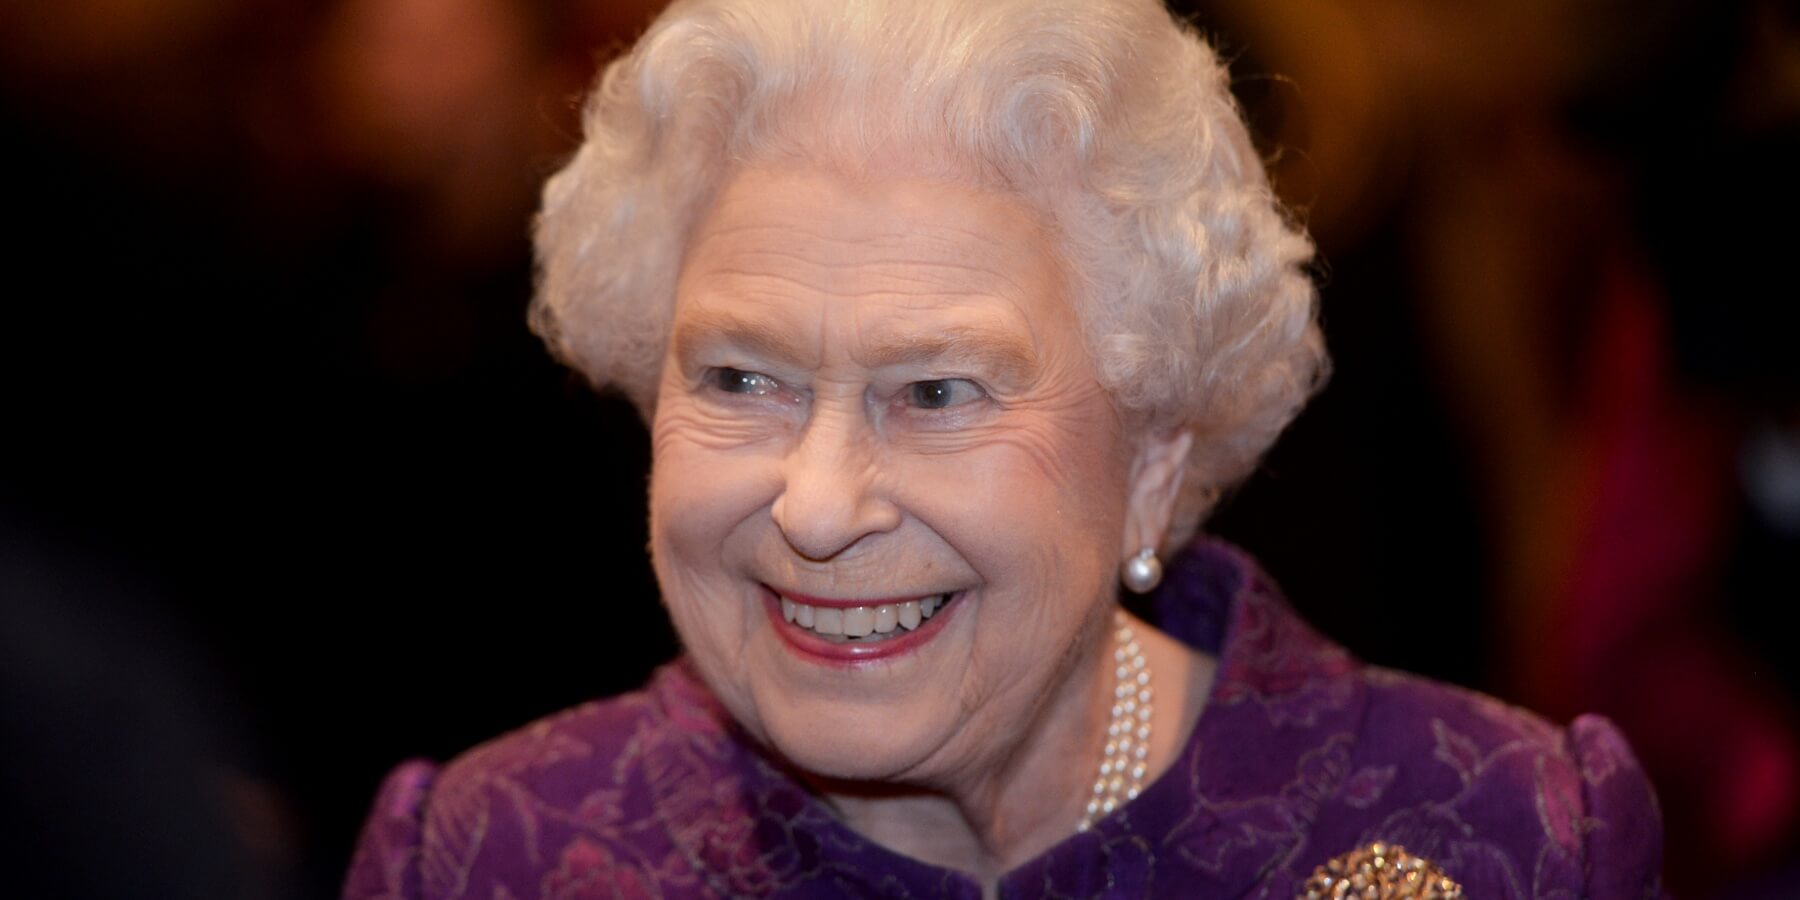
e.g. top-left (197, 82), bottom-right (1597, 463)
top-left (648, 165), bottom-right (1197, 877)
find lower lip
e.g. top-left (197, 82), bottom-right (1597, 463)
top-left (762, 587), bottom-right (962, 665)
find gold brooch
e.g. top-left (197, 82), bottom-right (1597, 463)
top-left (1299, 842), bottom-right (1464, 899)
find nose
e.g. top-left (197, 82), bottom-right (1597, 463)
top-left (770, 409), bottom-right (900, 561)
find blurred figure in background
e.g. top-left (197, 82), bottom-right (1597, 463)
top-left (1182, 0), bottom-right (1800, 892)
top-left (0, 515), bottom-right (272, 899)
top-left (2, 0), bottom-right (667, 895)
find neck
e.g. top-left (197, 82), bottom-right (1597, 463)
top-left (820, 638), bottom-right (1107, 883)
top-left (816, 610), bottom-right (1216, 890)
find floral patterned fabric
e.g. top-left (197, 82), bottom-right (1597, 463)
top-left (343, 540), bottom-right (1666, 899)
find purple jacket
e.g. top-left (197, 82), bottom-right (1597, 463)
top-left (344, 541), bottom-right (1666, 898)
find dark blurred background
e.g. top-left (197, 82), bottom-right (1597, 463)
top-left (1, 1), bottom-right (1795, 897)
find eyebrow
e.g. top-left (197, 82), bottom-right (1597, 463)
top-left (673, 311), bottom-right (1040, 384)
top-left (672, 309), bottom-right (816, 369)
top-left (860, 325), bottom-right (1039, 383)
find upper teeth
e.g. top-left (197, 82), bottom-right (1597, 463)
top-left (781, 593), bottom-right (950, 637)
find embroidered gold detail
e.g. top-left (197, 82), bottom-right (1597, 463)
top-left (1299, 842), bottom-right (1464, 899)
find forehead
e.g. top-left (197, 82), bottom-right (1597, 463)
top-left (673, 166), bottom-right (1073, 342)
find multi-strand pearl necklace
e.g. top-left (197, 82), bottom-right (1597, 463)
top-left (1076, 610), bottom-right (1153, 832)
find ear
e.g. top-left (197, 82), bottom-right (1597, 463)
top-left (1120, 428), bottom-right (1193, 560)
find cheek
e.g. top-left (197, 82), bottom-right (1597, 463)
top-left (649, 446), bottom-right (769, 554)
top-left (650, 395), bottom-right (790, 535)
top-left (648, 403), bottom-right (785, 657)
top-left (888, 411), bottom-right (1131, 640)
top-left (896, 412), bottom-right (1127, 530)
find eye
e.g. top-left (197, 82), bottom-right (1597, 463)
top-left (907, 379), bottom-right (985, 410)
top-left (708, 367), bottom-right (781, 396)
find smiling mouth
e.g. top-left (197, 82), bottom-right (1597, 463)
top-left (776, 591), bottom-right (961, 643)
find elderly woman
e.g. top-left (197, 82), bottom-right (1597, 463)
top-left (343, 0), bottom-right (1666, 896)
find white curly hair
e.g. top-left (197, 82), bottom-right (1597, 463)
top-left (531, 0), bottom-right (1327, 548)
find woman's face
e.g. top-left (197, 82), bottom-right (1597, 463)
top-left (649, 166), bottom-right (1145, 785)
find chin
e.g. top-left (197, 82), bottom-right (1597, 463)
top-left (756, 697), bottom-right (952, 785)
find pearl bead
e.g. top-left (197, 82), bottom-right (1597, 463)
top-left (1075, 610), bottom-right (1153, 833)
top-left (1121, 548), bottom-right (1162, 593)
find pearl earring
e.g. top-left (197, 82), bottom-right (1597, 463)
top-left (1122, 547), bottom-right (1162, 594)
